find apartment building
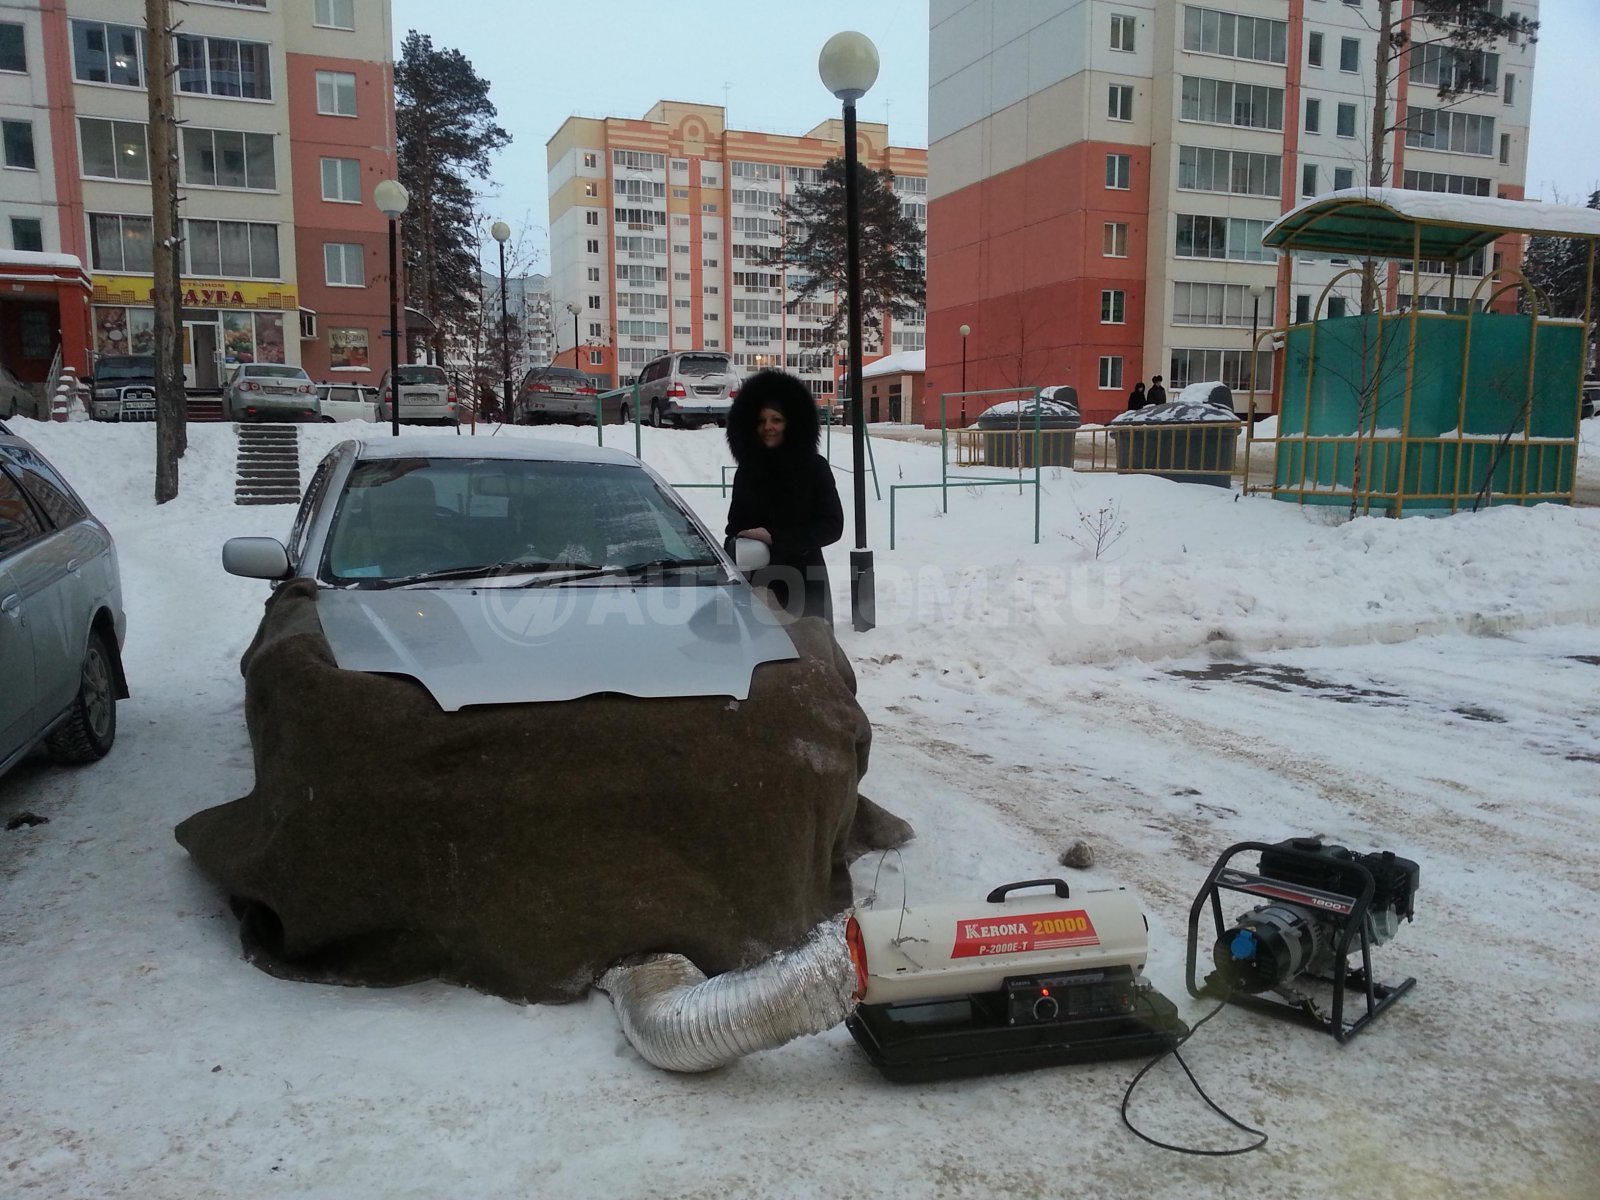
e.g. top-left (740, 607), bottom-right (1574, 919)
top-left (0, 0), bottom-right (397, 393)
top-left (927, 0), bottom-right (1537, 423)
top-left (547, 101), bottom-right (927, 401)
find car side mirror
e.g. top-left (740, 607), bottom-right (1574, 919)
top-left (731, 537), bottom-right (771, 572)
top-left (223, 536), bottom-right (291, 580)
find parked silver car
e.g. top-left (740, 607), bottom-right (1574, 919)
top-left (635, 351), bottom-right (738, 428)
top-left (0, 421), bottom-right (128, 780)
top-left (221, 438), bottom-right (794, 707)
top-left (513, 365), bottom-right (603, 426)
top-left (377, 365), bottom-right (458, 426)
top-left (0, 363), bottom-right (35, 421)
top-left (222, 363), bottom-right (320, 423)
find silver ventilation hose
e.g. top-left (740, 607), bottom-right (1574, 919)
top-left (596, 915), bottom-right (859, 1072)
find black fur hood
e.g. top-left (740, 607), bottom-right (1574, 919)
top-left (725, 369), bottom-right (822, 465)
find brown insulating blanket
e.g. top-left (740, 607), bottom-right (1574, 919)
top-left (175, 578), bottom-right (912, 1003)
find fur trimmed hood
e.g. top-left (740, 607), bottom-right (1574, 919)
top-left (726, 370), bottom-right (822, 465)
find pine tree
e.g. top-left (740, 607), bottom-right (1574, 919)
top-left (752, 158), bottom-right (925, 345)
top-left (1522, 191), bottom-right (1600, 363)
top-left (395, 33), bottom-right (510, 362)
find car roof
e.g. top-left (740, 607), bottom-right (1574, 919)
top-left (240, 362), bottom-right (308, 372)
top-left (349, 435), bottom-right (639, 466)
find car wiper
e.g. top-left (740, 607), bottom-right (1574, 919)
top-left (522, 557), bottom-right (725, 586)
top-left (367, 559), bottom-right (601, 589)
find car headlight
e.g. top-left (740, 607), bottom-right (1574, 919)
top-left (95, 389), bottom-right (118, 399)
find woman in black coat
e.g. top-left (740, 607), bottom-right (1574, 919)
top-left (725, 369), bottom-right (844, 623)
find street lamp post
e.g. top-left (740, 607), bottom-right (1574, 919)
top-left (1248, 282), bottom-right (1265, 415)
top-left (567, 301), bottom-right (582, 372)
top-left (958, 323), bottom-right (970, 426)
top-left (492, 220), bottom-right (512, 426)
top-left (819, 30), bottom-right (880, 633)
top-left (374, 179), bottom-right (410, 438)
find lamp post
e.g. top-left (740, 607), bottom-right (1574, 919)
top-left (491, 220), bottom-right (512, 426)
top-left (958, 323), bottom-right (970, 426)
top-left (566, 301), bottom-right (582, 371)
top-left (374, 179), bottom-right (410, 438)
top-left (820, 30), bottom-right (880, 633)
top-left (1247, 282), bottom-right (1265, 413)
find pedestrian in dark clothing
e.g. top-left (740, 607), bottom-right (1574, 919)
top-left (1127, 381), bottom-right (1147, 411)
top-left (1146, 375), bottom-right (1168, 407)
top-left (725, 369), bottom-right (844, 623)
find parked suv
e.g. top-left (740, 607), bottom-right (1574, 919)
top-left (223, 363), bottom-right (319, 422)
top-left (513, 365), bottom-right (602, 425)
top-left (0, 421), bottom-right (128, 780)
top-left (635, 351), bottom-right (738, 428)
top-left (378, 365), bottom-right (458, 426)
top-left (90, 355), bottom-right (160, 422)
top-left (315, 383), bottom-right (376, 423)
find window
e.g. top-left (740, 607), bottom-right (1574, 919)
top-left (702, 258), bottom-right (718, 269)
top-left (1402, 169), bottom-right (1491, 196)
top-left (1175, 214), bottom-right (1274, 262)
top-left (11, 217), bottom-right (43, 252)
top-left (589, 350), bottom-right (604, 366)
top-left (1406, 107), bottom-right (1495, 156)
top-left (323, 242), bottom-right (364, 286)
top-left (1173, 282), bottom-right (1275, 327)
top-left (1104, 222), bottom-right (1129, 257)
top-left (1499, 133), bottom-right (1510, 164)
top-left (1110, 13), bottom-right (1136, 51)
top-left (327, 327), bottom-right (368, 369)
top-left (319, 155), bottom-right (359, 202)
top-left (702, 204), bottom-right (718, 213)
top-left (583, 182), bottom-right (598, 197)
top-left (1327, 296), bottom-right (1347, 319)
top-left (1302, 162), bottom-right (1318, 197)
top-left (672, 188), bottom-right (689, 199)
top-left (1108, 84), bottom-right (1133, 121)
top-left (1180, 77), bottom-right (1284, 131)
top-left (586, 238), bottom-right (600, 253)
top-left (1340, 37), bottom-right (1360, 72)
top-left (704, 285), bottom-right (719, 295)
top-left (184, 219), bottom-right (279, 278)
top-left (1295, 294), bottom-right (1311, 324)
top-left (315, 70), bottom-right (356, 116)
top-left (1181, 7), bottom-right (1287, 64)
top-left (1099, 357), bottom-right (1124, 390)
top-left (1177, 146), bottom-right (1281, 197)
top-left (88, 213), bottom-right (153, 272)
top-left (673, 243), bottom-right (689, 254)
top-left (71, 21), bottom-right (143, 87)
top-left (1305, 98), bottom-right (1321, 134)
top-left (1336, 103), bottom-right (1357, 138)
top-left (177, 35), bottom-right (271, 100)
top-left (314, 0), bottom-right (355, 29)
top-left (1308, 31), bottom-right (1323, 67)
top-left (585, 267), bottom-right (600, 282)
top-left (1334, 167), bottom-right (1354, 190)
top-left (1409, 45), bottom-right (1498, 93)
top-left (0, 22), bottom-right (25, 73)
top-left (703, 230), bottom-right (718, 241)
top-left (1100, 290), bottom-right (1126, 324)
top-left (1169, 347), bottom-right (1271, 392)
top-left (80, 118), bottom-right (148, 181)
top-left (182, 128), bottom-right (275, 189)
top-left (585, 211), bottom-right (599, 226)
top-left (1105, 153), bottom-right (1131, 189)
top-left (589, 323), bottom-right (603, 337)
top-left (2, 120), bottom-right (35, 170)
top-left (582, 152), bottom-right (597, 168)
top-left (299, 310), bottom-right (317, 339)
top-left (614, 149), bottom-right (665, 171)
top-left (588, 296), bottom-right (601, 310)
top-left (1504, 73), bottom-right (1514, 104)
top-left (675, 326), bottom-right (692, 336)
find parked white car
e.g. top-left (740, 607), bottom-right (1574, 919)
top-left (377, 365), bottom-right (458, 426)
top-left (316, 383), bottom-right (377, 423)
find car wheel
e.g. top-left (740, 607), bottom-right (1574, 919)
top-left (322, 416), bottom-right (336, 423)
top-left (47, 629), bottom-right (117, 764)
top-left (649, 401), bottom-right (663, 428)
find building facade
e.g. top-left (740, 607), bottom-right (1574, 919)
top-left (927, 0), bottom-right (1538, 423)
top-left (0, 0), bottom-right (397, 391)
top-left (547, 101), bottom-right (927, 401)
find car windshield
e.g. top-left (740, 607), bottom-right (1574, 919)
top-left (320, 457), bottom-right (723, 587)
top-left (243, 365), bottom-right (310, 380)
top-left (397, 366), bottom-right (447, 384)
top-left (95, 357), bottom-right (156, 381)
top-left (678, 355), bottom-right (730, 378)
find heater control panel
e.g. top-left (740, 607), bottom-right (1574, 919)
top-left (1004, 966), bottom-right (1139, 1026)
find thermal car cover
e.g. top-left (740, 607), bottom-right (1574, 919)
top-left (174, 578), bottom-right (912, 1003)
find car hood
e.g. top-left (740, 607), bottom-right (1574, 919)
top-left (315, 582), bottom-right (799, 710)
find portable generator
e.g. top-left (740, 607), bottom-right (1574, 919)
top-left (844, 879), bottom-right (1187, 1082)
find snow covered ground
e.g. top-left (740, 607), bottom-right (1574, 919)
top-left (3, 417), bottom-right (1599, 1199)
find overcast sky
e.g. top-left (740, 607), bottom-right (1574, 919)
top-left (390, 0), bottom-right (1600, 274)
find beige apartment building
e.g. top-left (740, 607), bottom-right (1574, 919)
top-left (547, 101), bottom-right (927, 406)
top-left (927, 0), bottom-right (1538, 423)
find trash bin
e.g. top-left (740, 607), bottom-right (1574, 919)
top-left (1108, 382), bottom-right (1241, 488)
top-left (974, 388), bottom-right (1082, 467)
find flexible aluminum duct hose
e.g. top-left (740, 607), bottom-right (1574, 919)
top-left (596, 915), bottom-right (859, 1072)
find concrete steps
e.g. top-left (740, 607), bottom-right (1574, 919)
top-left (234, 424), bottom-right (301, 506)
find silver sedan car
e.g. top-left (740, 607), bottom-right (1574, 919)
top-left (0, 422), bottom-right (128, 779)
top-left (222, 438), bottom-right (794, 708)
top-left (222, 363), bottom-right (320, 423)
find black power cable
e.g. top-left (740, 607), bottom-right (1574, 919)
top-left (1120, 991), bottom-right (1269, 1157)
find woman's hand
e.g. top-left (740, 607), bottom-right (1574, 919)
top-left (737, 527), bottom-right (773, 545)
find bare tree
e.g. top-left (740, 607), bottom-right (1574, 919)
top-left (146, 0), bottom-right (182, 502)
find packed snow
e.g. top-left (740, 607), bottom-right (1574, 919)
top-left (3, 416), bottom-right (1599, 1199)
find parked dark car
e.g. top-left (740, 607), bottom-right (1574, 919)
top-left (514, 366), bottom-right (610, 425)
top-left (1583, 382), bottom-right (1597, 421)
top-left (0, 421), bottom-right (129, 779)
top-left (89, 355), bottom-right (160, 422)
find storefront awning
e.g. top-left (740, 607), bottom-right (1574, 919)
top-left (1264, 188), bottom-right (1600, 262)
